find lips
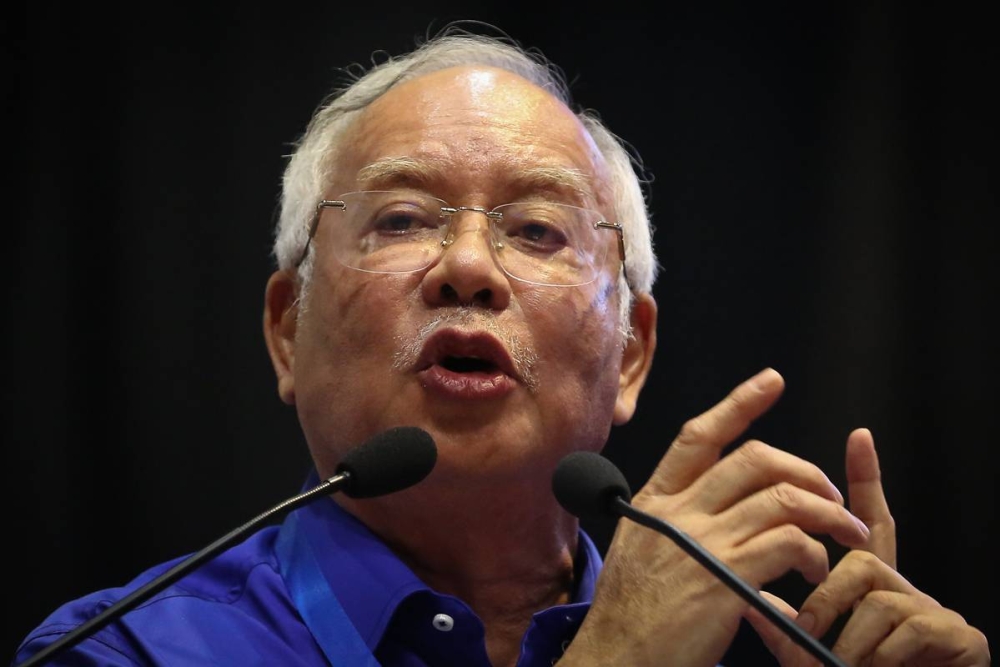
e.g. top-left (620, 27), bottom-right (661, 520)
top-left (415, 329), bottom-right (519, 399)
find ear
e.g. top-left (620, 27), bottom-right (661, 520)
top-left (613, 292), bottom-right (657, 425)
top-left (263, 269), bottom-right (300, 405)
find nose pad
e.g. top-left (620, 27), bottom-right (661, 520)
top-left (441, 225), bottom-right (498, 252)
top-left (422, 210), bottom-right (512, 309)
top-left (439, 211), bottom-right (501, 257)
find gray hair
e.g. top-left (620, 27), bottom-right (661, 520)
top-left (273, 24), bottom-right (659, 332)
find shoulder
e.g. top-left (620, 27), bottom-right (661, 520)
top-left (14, 526), bottom-right (323, 666)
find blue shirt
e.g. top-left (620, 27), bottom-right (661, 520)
top-left (14, 474), bottom-right (602, 666)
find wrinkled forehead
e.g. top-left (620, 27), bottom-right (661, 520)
top-left (329, 66), bottom-right (613, 208)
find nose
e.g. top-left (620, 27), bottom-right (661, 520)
top-left (420, 212), bottom-right (512, 310)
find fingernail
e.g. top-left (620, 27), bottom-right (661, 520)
top-left (829, 480), bottom-right (844, 505)
top-left (796, 611), bottom-right (816, 633)
top-left (854, 516), bottom-right (871, 538)
top-left (749, 368), bottom-right (780, 392)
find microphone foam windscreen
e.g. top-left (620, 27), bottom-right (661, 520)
top-left (337, 426), bottom-right (438, 498)
top-left (552, 450), bottom-right (632, 520)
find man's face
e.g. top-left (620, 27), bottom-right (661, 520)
top-left (267, 66), bottom-right (653, 494)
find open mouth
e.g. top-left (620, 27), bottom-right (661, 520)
top-left (439, 356), bottom-right (499, 374)
top-left (415, 329), bottom-right (520, 400)
top-left (416, 330), bottom-right (517, 379)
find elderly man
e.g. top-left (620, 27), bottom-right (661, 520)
top-left (14, 27), bottom-right (989, 667)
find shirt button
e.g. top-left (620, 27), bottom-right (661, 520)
top-left (432, 613), bottom-right (455, 632)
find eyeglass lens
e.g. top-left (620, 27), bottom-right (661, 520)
top-left (319, 191), bottom-right (613, 287)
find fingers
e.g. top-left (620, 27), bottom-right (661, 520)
top-left (746, 592), bottom-right (823, 667)
top-left (692, 440), bottom-right (844, 511)
top-left (717, 481), bottom-right (870, 550)
top-left (828, 588), bottom-right (989, 666)
top-left (796, 550), bottom-right (920, 641)
top-left (844, 428), bottom-right (896, 567)
top-left (729, 525), bottom-right (831, 585)
top-left (829, 590), bottom-right (938, 663)
top-left (870, 613), bottom-right (991, 666)
top-left (796, 550), bottom-right (991, 666)
top-left (754, 589), bottom-right (989, 667)
top-left (645, 368), bottom-right (786, 495)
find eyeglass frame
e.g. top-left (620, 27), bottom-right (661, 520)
top-left (293, 191), bottom-right (632, 289)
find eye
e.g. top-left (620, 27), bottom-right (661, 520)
top-left (376, 212), bottom-right (423, 233)
top-left (369, 204), bottom-right (439, 236)
top-left (503, 213), bottom-right (570, 252)
top-left (519, 222), bottom-right (559, 243)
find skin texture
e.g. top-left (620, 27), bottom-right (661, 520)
top-left (264, 65), bottom-right (989, 667)
top-left (748, 430), bottom-right (991, 667)
top-left (264, 66), bottom-right (657, 667)
top-left (561, 371), bottom-right (990, 667)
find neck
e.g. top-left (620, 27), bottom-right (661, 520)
top-left (339, 472), bottom-right (581, 667)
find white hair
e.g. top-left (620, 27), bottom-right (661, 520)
top-left (273, 24), bottom-right (659, 332)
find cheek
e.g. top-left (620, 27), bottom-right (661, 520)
top-left (294, 273), bottom-right (418, 449)
top-left (300, 286), bottom-right (371, 365)
top-left (302, 267), bottom-right (415, 360)
top-left (527, 282), bottom-right (623, 404)
top-left (529, 274), bottom-right (620, 347)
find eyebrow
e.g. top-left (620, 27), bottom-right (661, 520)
top-left (356, 157), bottom-right (446, 190)
top-left (355, 157), bottom-right (596, 203)
top-left (514, 166), bottom-right (595, 203)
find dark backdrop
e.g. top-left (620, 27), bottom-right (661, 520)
top-left (7, 4), bottom-right (997, 664)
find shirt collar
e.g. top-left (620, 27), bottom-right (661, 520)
top-left (287, 470), bottom-right (602, 651)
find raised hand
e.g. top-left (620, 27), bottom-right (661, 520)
top-left (563, 369), bottom-right (871, 667)
top-left (747, 429), bottom-right (990, 666)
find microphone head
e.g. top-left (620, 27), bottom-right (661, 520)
top-left (336, 426), bottom-right (438, 498)
top-left (552, 450), bottom-right (632, 520)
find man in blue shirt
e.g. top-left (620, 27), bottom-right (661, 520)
top-left (14, 24), bottom-right (990, 667)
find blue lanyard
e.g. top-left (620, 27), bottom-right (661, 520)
top-left (276, 510), bottom-right (381, 667)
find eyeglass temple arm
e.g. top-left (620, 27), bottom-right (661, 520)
top-left (293, 201), bottom-right (346, 269)
top-left (597, 221), bottom-right (631, 290)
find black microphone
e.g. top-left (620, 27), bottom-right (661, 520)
top-left (17, 426), bottom-right (437, 667)
top-left (552, 450), bottom-right (847, 667)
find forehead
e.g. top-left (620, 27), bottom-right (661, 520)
top-left (332, 66), bottom-right (611, 203)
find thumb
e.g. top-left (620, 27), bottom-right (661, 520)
top-left (745, 591), bottom-right (822, 667)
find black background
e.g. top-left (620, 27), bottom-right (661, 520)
top-left (7, 4), bottom-right (997, 664)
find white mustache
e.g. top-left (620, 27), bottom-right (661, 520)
top-left (392, 310), bottom-right (539, 391)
